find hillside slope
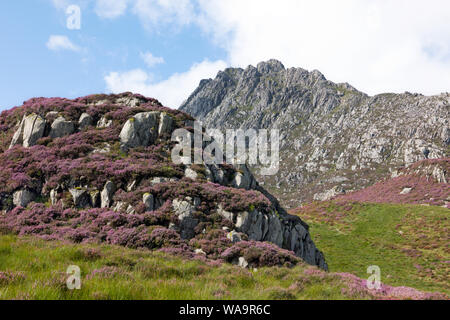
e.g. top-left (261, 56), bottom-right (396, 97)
top-left (180, 59), bottom-right (450, 208)
top-left (0, 93), bottom-right (326, 269)
top-left (0, 235), bottom-right (447, 300)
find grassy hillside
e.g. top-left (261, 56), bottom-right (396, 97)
top-left (291, 201), bottom-right (449, 295)
top-left (0, 234), bottom-right (446, 300)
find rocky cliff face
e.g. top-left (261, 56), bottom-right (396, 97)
top-left (0, 93), bottom-right (327, 270)
top-left (180, 59), bottom-right (450, 207)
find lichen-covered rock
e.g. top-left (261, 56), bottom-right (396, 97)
top-left (143, 193), bottom-right (155, 211)
top-left (49, 117), bottom-right (75, 139)
top-left (180, 59), bottom-right (449, 207)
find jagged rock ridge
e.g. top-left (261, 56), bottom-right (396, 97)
top-left (180, 59), bottom-right (450, 207)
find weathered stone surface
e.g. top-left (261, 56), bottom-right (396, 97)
top-left (101, 181), bottom-right (116, 208)
top-left (97, 116), bottom-right (112, 128)
top-left (313, 186), bottom-right (345, 201)
top-left (400, 187), bottom-right (413, 195)
top-left (50, 189), bottom-right (58, 205)
top-left (158, 112), bottom-right (173, 136)
top-left (9, 116), bottom-right (25, 148)
top-left (172, 198), bottom-right (198, 239)
top-left (143, 193), bottom-right (155, 211)
top-left (227, 230), bottom-right (242, 243)
top-left (13, 114), bottom-right (46, 148)
top-left (233, 208), bottom-right (327, 270)
top-left (49, 117), bottom-right (75, 138)
top-left (120, 112), bottom-right (160, 150)
top-left (78, 113), bottom-right (93, 130)
top-left (69, 188), bottom-right (91, 208)
top-left (90, 190), bottom-right (100, 208)
top-left (184, 167), bottom-right (198, 180)
top-left (238, 257), bottom-right (249, 268)
top-left (194, 248), bottom-right (207, 255)
top-left (13, 189), bottom-right (35, 207)
top-left (180, 59), bottom-right (449, 207)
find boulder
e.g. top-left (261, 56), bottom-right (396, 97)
top-left (90, 190), bottom-right (100, 208)
top-left (119, 112), bottom-right (160, 150)
top-left (101, 181), bottom-right (116, 208)
top-left (127, 180), bottom-right (137, 192)
top-left (400, 187), bottom-right (413, 195)
top-left (78, 113), bottom-right (93, 130)
top-left (194, 248), bottom-right (207, 255)
top-left (172, 198), bottom-right (198, 239)
top-left (227, 230), bottom-right (242, 243)
top-left (12, 114), bottom-right (46, 148)
top-left (13, 189), bottom-right (35, 207)
top-left (69, 188), bottom-right (91, 208)
top-left (49, 117), bottom-right (75, 138)
top-left (184, 167), bottom-right (198, 180)
top-left (50, 189), bottom-right (58, 205)
top-left (97, 116), bottom-right (112, 128)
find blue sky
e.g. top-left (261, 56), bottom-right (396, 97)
top-left (1, 0), bottom-right (449, 111)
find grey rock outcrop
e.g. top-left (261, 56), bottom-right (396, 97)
top-left (234, 208), bottom-right (327, 269)
top-left (143, 193), bottom-right (155, 211)
top-left (13, 189), bottom-right (35, 207)
top-left (101, 181), bottom-right (116, 208)
top-left (97, 116), bottom-right (112, 128)
top-left (180, 59), bottom-right (450, 207)
top-left (10, 114), bottom-right (46, 148)
top-left (158, 112), bottom-right (173, 136)
top-left (69, 188), bottom-right (91, 208)
top-left (49, 117), bottom-right (75, 139)
top-left (119, 112), bottom-right (159, 150)
top-left (78, 113), bottom-right (93, 130)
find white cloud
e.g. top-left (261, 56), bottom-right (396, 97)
top-left (131, 0), bottom-right (196, 30)
top-left (105, 59), bottom-right (227, 107)
top-left (140, 51), bottom-right (165, 68)
top-left (195, 0), bottom-right (450, 95)
top-left (46, 35), bottom-right (81, 52)
top-left (95, 0), bottom-right (129, 19)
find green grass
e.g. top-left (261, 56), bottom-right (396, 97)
top-left (0, 235), bottom-right (358, 300)
top-left (294, 202), bottom-right (449, 295)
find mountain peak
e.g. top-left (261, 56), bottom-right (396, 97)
top-left (256, 59), bottom-right (285, 73)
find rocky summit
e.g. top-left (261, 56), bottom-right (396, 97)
top-left (0, 93), bottom-right (327, 270)
top-left (180, 59), bottom-right (450, 208)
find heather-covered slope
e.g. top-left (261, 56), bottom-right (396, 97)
top-left (0, 93), bottom-right (326, 270)
top-left (180, 59), bottom-right (450, 208)
top-left (337, 158), bottom-right (449, 207)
